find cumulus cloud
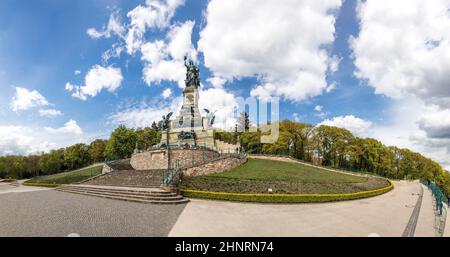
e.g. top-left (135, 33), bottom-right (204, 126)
top-left (10, 87), bottom-right (49, 111)
top-left (45, 120), bottom-right (83, 135)
top-left (199, 87), bottom-right (240, 131)
top-left (319, 115), bottom-right (372, 136)
top-left (125, 0), bottom-right (185, 54)
top-left (0, 123), bottom-right (84, 156)
top-left (140, 21), bottom-right (197, 87)
top-left (66, 65), bottom-right (123, 100)
top-left (109, 97), bottom-right (183, 129)
top-left (417, 105), bottom-right (450, 139)
top-left (199, 0), bottom-right (342, 102)
top-left (39, 108), bottom-right (63, 118)
top-left (87, 10), bottom-right (125, 39)
top-left (351, 0), bottom-right (450, 169)
top-left (351, 0), bottom-right (450, 106)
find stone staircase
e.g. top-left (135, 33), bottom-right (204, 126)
top-left (83, 169), bottom-right (165, 188)
top-left (55, 184), bottom-right (189, 205)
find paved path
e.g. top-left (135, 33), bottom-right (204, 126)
top-left (445, 204), bottom-right (450, 237)
top-left (0, 183), bottom-right (51, 194)
top-left (415, 185), bottom-right (437, 237)
top-left (170, 181), bottom-right (435, 237)
top-left (0, 189), bottom-right (186, 237)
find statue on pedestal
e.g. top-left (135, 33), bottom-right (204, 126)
top-left (184, 56), bottom-right (200, 89)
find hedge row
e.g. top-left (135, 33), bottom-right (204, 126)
top-left (181, 180), bottom-right (394, 204)
top-left (22, 182), bottom-right (63, 188)
top-left (0, 179), bottom-right (17, 183)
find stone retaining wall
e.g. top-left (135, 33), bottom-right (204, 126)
top-left (182, 156), bottom-right (247, 177)
top-left (131, 148), bottom-right (220, 170)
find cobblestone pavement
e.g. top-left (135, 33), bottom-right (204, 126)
top-left (0, 189), bottom-right (186, 237)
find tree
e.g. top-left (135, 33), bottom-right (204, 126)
top-left (89, 139), bottom-right (107, 163)
top-left (105, 125), bottom-right (138, 159)
top-left (38, 149), bottom-right (65, 175)
top-left (64, 143), bottom-right (90, 170)
top-left (136, 127), bottom-right (161, 150)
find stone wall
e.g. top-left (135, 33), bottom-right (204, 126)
top-left (182, 156), bottom-right (247, 177)
top-left (130, 148), bottom-right (221, 170)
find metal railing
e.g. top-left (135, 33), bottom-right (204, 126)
top-left (421, 180), bottom-right (448, 237)
top-left (422, 180), bottom-right (448, 216)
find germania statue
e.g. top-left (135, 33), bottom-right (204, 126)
top-left (184, 56), bottom-right (200, 89)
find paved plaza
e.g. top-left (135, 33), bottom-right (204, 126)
top-left (0, 181), bottom-right (441, 237)
top-left (169, 181), bottom-right (437, 237)
top-left (0, 183), bottom-right (186, 237)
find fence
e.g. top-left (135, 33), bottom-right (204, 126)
top-left (421, 180), bottom-right (448, 236)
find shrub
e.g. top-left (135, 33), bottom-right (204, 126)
top-left (181, 180), bottom-right (394, 204)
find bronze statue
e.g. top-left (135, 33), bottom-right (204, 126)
top-left (184, 56), bottom-right (200, 88)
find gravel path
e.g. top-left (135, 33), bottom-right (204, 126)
top-left (0, 189), bottom-right (186, 237)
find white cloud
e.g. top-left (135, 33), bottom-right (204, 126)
top-left (351, 0), bottom-right (450, 106)
top-left (314, 105), bottom-right (327, 118)
top-left (125, 0), bottom-right (185, 54)
top-left (45, 119), bottom-right (83, 135)
top-left (199, 87), bottom-right (240, 131)
top-left (207, 76), bottom-right (227, 88)
top-left (418, 105), bottom-right (450, 139)
top-left (140, 21), bottom-right (197, 88)
top-left (87, 10), bottom-right (125, 39)
top-left (110, 97), bottom-right (183, 129)
top-left (319, 115), bottom-right (372, 136)
top-left (10, 87), bottom-right (49, 111)
top-left (66, 65), bottom-right (123, 100)
top-left (39, 109), bottom-right (63, 118)
top-left (162, 88), bottom-right (172, 98)
top-left (0, 123), bottom-right (84, 156)
top-left (351, 0), bottom-right (450, 169)
top-left (74, 70), bottom-right (81, 75)
top-left (199, 0), bottom-right (342, 102)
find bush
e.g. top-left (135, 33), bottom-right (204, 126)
top-left (181, 180), bottom-right (394, 204)
top-left (22, 182), bottom-right (62, 188)
top-left (0, 178), bottom-right (17, 183)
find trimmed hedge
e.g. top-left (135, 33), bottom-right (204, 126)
top-left (181, 180), bottom-right (394, 204)
top-left (0, 179), bottom-right (17, 183)
top-left (22, 182), bottom-right (63, 188)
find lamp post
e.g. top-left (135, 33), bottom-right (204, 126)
top-left (162, 112), bottom-right (174, 176)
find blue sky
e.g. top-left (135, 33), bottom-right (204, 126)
top-left (1, 0), bottom-right (449, 169)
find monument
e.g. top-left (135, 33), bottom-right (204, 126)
top-left (160, 57), bottom-right (218, 149)
top-left (131, 57), bottom-right (241, 171)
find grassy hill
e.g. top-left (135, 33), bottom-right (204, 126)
top-left (24, 166), bottom-right (103, 187)
top-left (181, 159), bottom-right (390, 195)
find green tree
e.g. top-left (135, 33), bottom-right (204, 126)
top-left (105, 125), bottom-right (138, 159)
top-left (38, 149), bottom-right (64, 175)
top-left (136, 127), bottom-right (161, 150)
top-left (89, 139), bottom-right (107, 162)
top-left (64, 144), bottom-right (90, 170)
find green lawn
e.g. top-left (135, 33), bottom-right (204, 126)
top-left (181, 159), bottom-right (390, 194)
top-left (25, 166), bottom-right (103, 185)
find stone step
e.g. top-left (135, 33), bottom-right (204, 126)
top-left (55, 185), bottom-right (189, 205)
top-left (56, 188), bottom-right (189, 205)
top-left (57, 187), bottom-right (178, 198)
top-left (58, 185), bottom-right (176, 197)
top-left (57, 188), bottom-right (185, 201)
